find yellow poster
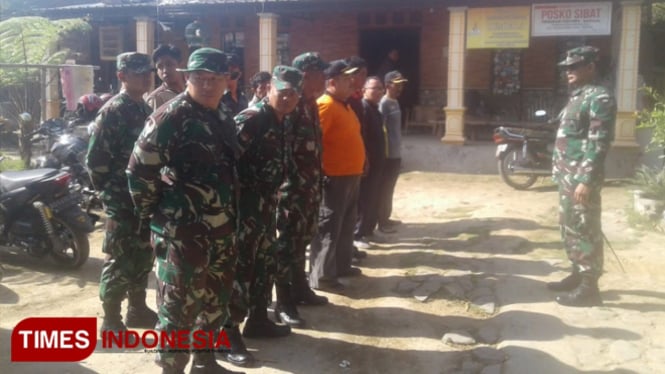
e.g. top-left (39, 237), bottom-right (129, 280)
top-left (467, 7), bottom-right (530, 49)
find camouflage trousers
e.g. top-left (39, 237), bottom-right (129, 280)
top-left (227, 188), bottom-right (277, 324)
top-left (99, 213), bottom-right (153, 303)
top-left (275, 193), bottom-right (319, 285)
top-left (558, 178), bottom-right (604, 278)
top-left (153, 231), bottom-right (237, 371)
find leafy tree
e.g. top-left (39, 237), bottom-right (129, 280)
top-left (0, 16), bottom-right (90, 164)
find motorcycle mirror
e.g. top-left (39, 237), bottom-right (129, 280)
top-left (534, 110), bottom-right (547, 118)
top-left (18, 112), bottom-right (32, 124)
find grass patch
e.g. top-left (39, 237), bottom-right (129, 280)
top-left (0, 156), bottom-right (25, 171)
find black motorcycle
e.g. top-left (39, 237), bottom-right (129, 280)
top-left (0, 155), bottom-right (94, 269)
top-left (493, 111), bottom-right (557, 190)
top-left (29, 118), bottom-right (101, 220)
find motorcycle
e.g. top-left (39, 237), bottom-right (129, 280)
top-left (493, 110), bottom-right (557, 190)
top-left (0, 155), bottom-right (94, 269)
top-left (28, 117), bottom-right (102, 221)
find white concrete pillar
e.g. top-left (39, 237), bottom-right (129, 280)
top-left (136, 17), bottom-right (156, 91)
top-left (442, 6), bottom-right (467, 145)
top-left (135, 17), bottom-right (155, 55)
top-left (258, 13), bottom-right (279, 72)
top-left (613, 1), bottom-right (642, 148)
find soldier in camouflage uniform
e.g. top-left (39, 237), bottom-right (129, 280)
top-left (219, 66), bottom-right (302, 367)
top-left (548, 46), bottom-right (616, 307)
top-left (273, 52), bottom-right (330, 328)
top-left (87, 52), bottom-right (158, 332)
top-left (126, 48), bottom-right (243, 374)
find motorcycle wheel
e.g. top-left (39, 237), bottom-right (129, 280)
top-left (49, 216), bottom-right (90, 269)
top-left (498, 147), bottom-right (538, 190)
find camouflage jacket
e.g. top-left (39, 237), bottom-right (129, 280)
top-left (126, 92), bottom-right (239, 239)
top-left (235, 99), bottom-right (291, 196)
top-left (222, 88), bottom-right (249, 116)
top-left (279, 97), bottom-right (322, 202)
top-left (86, 91), bottom-right (151, 215)
top-left (552, 83), bottom-right (616, 187)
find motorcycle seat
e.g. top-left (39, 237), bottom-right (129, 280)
top-left (0, 168), bottom-right (60, 193)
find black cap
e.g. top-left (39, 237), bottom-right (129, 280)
top-left (324, 59), bottom-right (358, 79)
top-left (384, 70), bottom-right (408, 85)
top-left (346, 56), bottom-right (367, 70)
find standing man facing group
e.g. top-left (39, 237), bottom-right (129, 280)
top-left (548, 46), bottom-right (616, 308)
top-left (87, 52), bottom-right (157, 333)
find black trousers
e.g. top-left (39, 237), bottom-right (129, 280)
top-left (378, 158), bottom-right (401, 226)
top-left (309, 175), bottom-right (361, 287)
top-left (356, 160), bottom-right (385, 237)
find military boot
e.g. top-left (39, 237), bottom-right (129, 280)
top-left (242, 302), bottom-right (291, 338)
top-left (100, 301), bottom-right (126, 333)
top-left (556, 272), bottom-right (602, 307)
top-left (125, 290), bottom-right (159, 328)
top-left (274, 284), bottom-right (305, 327)
top-left (190, 350), bottom-right (245, 374)
top-left (292, 268), bottom-right (328, 306)
top-left (546, 267), bottom-right (581, 291)
top-left (217, 325), bottom-right (255, 367)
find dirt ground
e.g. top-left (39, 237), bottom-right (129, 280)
top-left (2, 171), bottom-right (665, 374)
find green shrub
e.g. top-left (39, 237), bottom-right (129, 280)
top-left (633, 165), bottom-right (665, 200)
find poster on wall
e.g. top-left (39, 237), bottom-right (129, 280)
top-left (467, 6), bottom-right (530, 49)
top-left (532, 2), bottom-right (612, 36)
top-left (492, 50), bottom-right (521, 95)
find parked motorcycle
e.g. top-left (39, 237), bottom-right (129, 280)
top-left (493, 111), bottom-right (557, 190)
top-left (28, 117), bottom-right (102, 221)
top-left (0, 155), bottom-right (93, 269)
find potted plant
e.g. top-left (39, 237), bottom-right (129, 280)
top-left (633, 165), bottom-right (665, 221)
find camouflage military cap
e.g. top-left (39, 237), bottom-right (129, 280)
top-left (272, 65), bottom-right (303, 94)
top-left (558, 46), bottom-right (600, 67)
top-left (117, 52), bottom-right (153, 73)
top-left (177, 47), bottom-right (228, 74)
top-left (292, 52), bottom-right (329, 72)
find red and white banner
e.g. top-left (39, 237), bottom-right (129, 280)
top-left (532, 2), bottom-right (612, 36)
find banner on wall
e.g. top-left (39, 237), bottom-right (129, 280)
top-left (532, 2), bottom-right (612, 36)
top-left (466, 6), bottom-right (531, 49)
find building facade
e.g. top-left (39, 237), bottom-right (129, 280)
top-left (37, 0), bottom-right (644, 150)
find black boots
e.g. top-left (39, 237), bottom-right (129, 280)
top-left (101, 301), bottom-right (126, 332)
top-left (292, 268), bottom-right (328, 306)
top-left (242, 302), bottom-right (291, 338)
top-left (274, 284), bottom-right (305, 327)
top-left (190, 350), bottom-right (245, 374)
top-left (218, 325), bottom-right (255, 367)
top-left (125, 290), bottom-right (159, 328)
top-left (555, 273), bottom-right (602, 307)
top-left (547, 268), bottom-right (581, 292)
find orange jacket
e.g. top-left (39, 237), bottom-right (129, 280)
top-left (317, 93), bottom-right (366, 176)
